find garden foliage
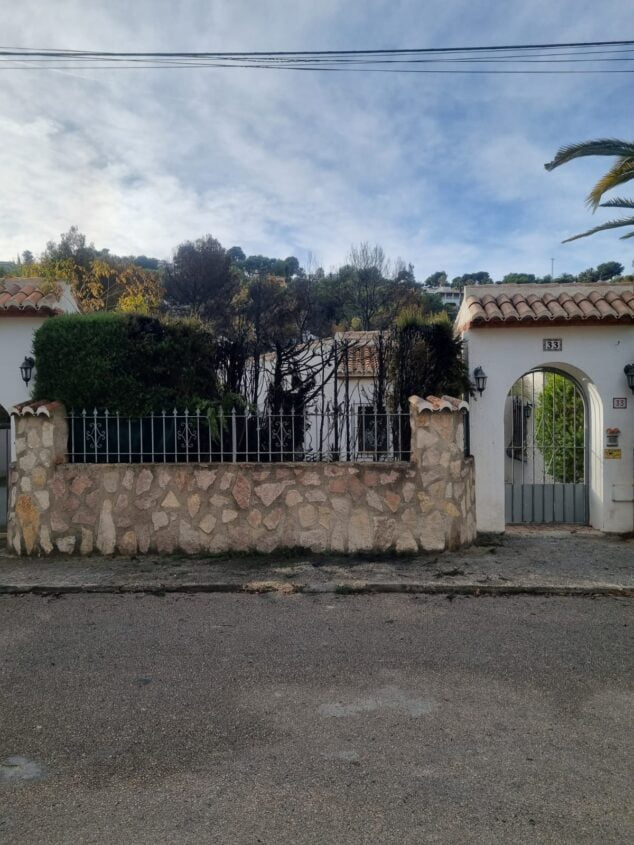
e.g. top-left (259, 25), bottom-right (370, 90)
top-left (32, 313), bottom-right (222, 414)
top-left (388, 308), bottom-right (471, 410)
top-left (534, 373), bottom-right (585, 482)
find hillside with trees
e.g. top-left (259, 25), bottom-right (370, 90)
top-left (10, 227), bottom-right (630, 338)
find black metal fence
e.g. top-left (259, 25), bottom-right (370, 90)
top-left (462, 409), bottom-right (471, 459)
top-left (67, 406), bottom-right (410, 464)
top-left (0, 422), bottom-right (10, 530)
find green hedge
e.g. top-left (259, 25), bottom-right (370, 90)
top-left (32, 313), bottom-right (221, 414)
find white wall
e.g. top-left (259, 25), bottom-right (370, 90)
top-left (465, 323), bottom-right (634, 534)
top-left (255, 340), bottom-right (377, 410)
top-left (254, 342), bottom-right (383, 457)
top-left (0, 316), bottom-right (47, 413)
top-left (0, 283), bottom-right (78, 414)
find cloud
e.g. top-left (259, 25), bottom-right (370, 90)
top-left (0, 0), bottom-right (632, 280)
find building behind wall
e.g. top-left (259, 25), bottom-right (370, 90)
top-left (0, 278), bottom-right (78, 413)
top-left (456, 283), bottom-right (634, 534)
top-left (252, 331), bottom-right (399, 460)
top-left (0, 278), bottom-right (78, 530)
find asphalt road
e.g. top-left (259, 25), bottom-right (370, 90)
top-left (0, 593), bottom-right (632, 844)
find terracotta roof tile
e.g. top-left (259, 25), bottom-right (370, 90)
top-left (409, 395), bottom-right (469, 413)
top-left (11, 400), bottom-right (62, 417)
top-left (0, 278), bottom-right (66, 316)
top-left (456, 283), bottom-right (634, 331)
top-left (338, 344), bottom-right (378, 377)
top-left (336, 330), bottom-right (381, 377)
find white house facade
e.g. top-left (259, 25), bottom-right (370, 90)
top-left (434, 286), bottom-right (463, 309)
top-left (252, 331), bottom-right (401, 460)
top-left (0, 278), bottom-right (78, 413)
top-left (0, 278), bottom-right (78, 529)
top-left (457, 283), bottom-right (634, 534)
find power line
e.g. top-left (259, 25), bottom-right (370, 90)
top-left (2, 38), bottom-right (634, 56)
top-left (1, 40), bottom-right (634, 74)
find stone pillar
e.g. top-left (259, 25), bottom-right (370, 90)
top-left (8, 402), bottom-right (68, 555)
top-left (408, 395), bottom-right (477, 548)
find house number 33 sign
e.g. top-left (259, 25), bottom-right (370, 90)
top-left (543, 338), bottom-right (563, 352)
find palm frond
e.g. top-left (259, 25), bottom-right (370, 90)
top-left (619, 231), bottom-right (634, 240)
top-left (599, 196), bottom-right (634, 209)
top-left (586, 158), bottom-right (634, 209)
top-left (545, 139), bottom-right (634, 171)
top-left (562, 215), bottom-right (634, 243)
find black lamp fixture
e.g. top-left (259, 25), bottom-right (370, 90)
top-left (473, 366), bottom-right (488, 396)
top-left (625, 363), bottom-right (634, 394)
top-left (20, 356), bottom-right (35, 388)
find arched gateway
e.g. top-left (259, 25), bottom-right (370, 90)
top-left (504, 368), bottom-right (587, 524)
top-left (456, 283), bottom-right (634, 534)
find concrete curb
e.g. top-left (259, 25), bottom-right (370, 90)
top-left (0, 581), bottom-right (631, 597)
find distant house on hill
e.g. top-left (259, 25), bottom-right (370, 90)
top-left (434, 286), bottom-right (463, 309)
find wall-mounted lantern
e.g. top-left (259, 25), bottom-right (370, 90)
top-left (20, 356), bottom-right (35, 387)
top-left (624, 363), bottom-right (634, 394)
top-left (473, 367), bottom-right (488, 396)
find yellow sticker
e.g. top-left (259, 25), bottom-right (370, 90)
top-left (604, 448), bottom-right (622, 459)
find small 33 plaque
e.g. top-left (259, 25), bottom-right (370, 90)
top-left (542, 338), bottom-right (562, 352)
top-left (613, 397), bottom-right (627, 409)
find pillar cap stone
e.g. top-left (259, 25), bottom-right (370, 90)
top-left (10, 400), bottom-right (63, 417)
top-left (11, 400), bottom-right (62, 417)
top-left (409, 395), bottom-right (469, 413)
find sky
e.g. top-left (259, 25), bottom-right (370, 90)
top-left (0, 0), bottom-right (632, 281)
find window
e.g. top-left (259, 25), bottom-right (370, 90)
top-left (357, 406), bottom-right (388, 456)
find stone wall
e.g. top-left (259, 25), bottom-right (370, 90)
top-left (7, 397), bottom-right (476, 556)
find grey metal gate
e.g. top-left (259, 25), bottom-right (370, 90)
top-left (504, 369), bottom-right (588, 524)
top-left (0, 418), bottom-right (9, 532)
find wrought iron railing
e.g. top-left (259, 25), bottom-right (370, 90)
top-left (0, 422), bottom-right (10, 530)
top-left (462, 409), bottom-right (471, 459)
top-left (66, 406), bottom-right (410, 464)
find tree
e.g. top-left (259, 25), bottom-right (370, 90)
top-left (17, 228), bottom-right (163, 314)
top-left (596, 261), bottom-right (624, 280)
top-left (165, 235), bottom-right (238, 322)
top-left (389, 308), bottom-right (470, 406)
top-left (577, 261), bottom-right (624, 283)
top-left (534, 373), bottom-right (584, 483)
top-left (227, 246), bottom-right (246, 264)
top-left (46, 258), bottom-right (162, 313)
top-left (282, 256), bottom-right (301, 279)
top-left (21, 250), bottom-right (34, 266)
top-left (347, 242), bottom-right (392, 330)
top-left (129, 255), bottom-right (160, 270)
top-left (242, 254), bottom-right (277, 277)
top-left (420, 291), bottom-right (449, 315)
top-left (424, 271), bottom-right (447, 288)
top-left (545, 139), bottom-right (634, 242)
top-left (577, 267), bottom-right (598, 283)
top-left (451, 272), bottom-right (492, 290)
top-left (394, 261), bottom-right (416, 286)
top-left (501, 273), bottom-right (537, 285)
top-left (43, 225), bottom-right (102, 267)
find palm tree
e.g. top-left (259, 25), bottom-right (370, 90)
top-left (544, 139), bottom-right (634, 242)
